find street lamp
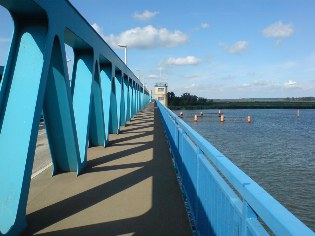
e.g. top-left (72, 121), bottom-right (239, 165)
top-left (118, 44), bottom-right (127, 65)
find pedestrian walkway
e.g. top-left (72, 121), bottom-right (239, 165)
top-left (23, 103), bottom-right (192, 235)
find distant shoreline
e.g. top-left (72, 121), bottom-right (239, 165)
top-left (169, 101), bottom-right (315, 110)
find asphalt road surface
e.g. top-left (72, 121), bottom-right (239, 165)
top-left (32, 122), bottom-right (51, 175)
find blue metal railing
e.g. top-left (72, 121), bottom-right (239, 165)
top-left (156, 101), bottom-right (314, 236)
top-left (0, 0), bottom-right (150, 235)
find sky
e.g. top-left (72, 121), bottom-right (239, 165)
top-left (0, 0), bottom-right (315, 99)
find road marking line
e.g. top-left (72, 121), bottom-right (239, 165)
top-left (31, 163), bottom-right (52, 179)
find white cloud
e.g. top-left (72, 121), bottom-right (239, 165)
top-left (166, 56), bottom-right (201, 66)
top-left (134, 10), bottom-right (159, 20)
top-left (253, 79), bottom-right (281, 89)
top-left (146, 74), bottom-right (160, 79)
top-left (241, 83), bottom-right (250, 88)
top-left (220, 41), bottom-right (249, 54)
top-left (201, 23), bottom-right (209, 29)
top-left (103, 25), bottom-right (188, 49)
top-left (284, 80), bottom-right (299, 88)
top-left (92, 23), bottom-right (103, 36)
top-left (262, 21), bottom-right (294, 44)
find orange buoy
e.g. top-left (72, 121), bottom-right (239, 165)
top-left (220, 115), bottom-right (224, 122)
top-left (247, 115), bottom-right (251, 123)
top-left (194, 114), bottom-right (198, 122)
top-left (200, 111), bottom-right (203, 117)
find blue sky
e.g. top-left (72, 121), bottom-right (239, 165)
top-left (1, 0), bottom-right (315, 98)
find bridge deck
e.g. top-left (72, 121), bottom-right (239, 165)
top-left (23, 103), bottom-right (192, 235)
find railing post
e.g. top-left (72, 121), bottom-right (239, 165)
top-left (242, 200), bottom-right (257, 235)
top-left (195, 147), bottom-right (202, 232)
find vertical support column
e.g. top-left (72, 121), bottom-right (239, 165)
top-left (142, 85), bottom-right (144, 109)
top-left (115, 70), bottom-right (122, 133)
top-left (110, 69), bottom-right (122, 134)
top-left (242, 201), bottom-right (258, 235)
top-left (134, 83), bottom-right (138, 115)
top-left (43, 36), bottom-right (81, 174)
top-left (120, 74), bottom-right (126, 126)
top-left (71, 49), bottom-right (94, 170)
top-left (123, 75), bottom-right (128, 125)
top-left (136, 84), bottom-right (139, 113)
top-left (99, 63), bottom-right (111, 145)
top-left (89, 61), bottom-right (106, 147)
top-left (127, 78), bottom-right (132, 121)
top-left (109, 71), bottom-right (117, 134)
top-left (139, 85), bottom-right (141, 110)
top-left (131, 81), bottom-right (135, 117)
top-left (141, 87), bottom-right (143, 109)
top-left (0, 24), bottom-right (50, 235)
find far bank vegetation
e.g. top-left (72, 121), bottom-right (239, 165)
top-left (167, 92), bottom-right (315, 110)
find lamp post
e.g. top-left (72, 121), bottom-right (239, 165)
top-left (118, 44), bottom-right (127, 65)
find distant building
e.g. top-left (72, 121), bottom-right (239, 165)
top-left (0, 66), bottom-right (4, 82)
top-left (154, 83), bottom-right (168, 106)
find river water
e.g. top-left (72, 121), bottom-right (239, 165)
top-left (176, 109), bottom-right (315, 231)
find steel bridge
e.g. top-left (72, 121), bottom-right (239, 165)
top-left (0, 1), bottom-right (314, 236)
top-left (0, 0), bottom-right (149, 234)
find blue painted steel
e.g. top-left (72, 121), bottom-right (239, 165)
top-left (109, 74), bottom-right (118, 134)
top-left (156, 101), bottom-right (314, 236)
top-left (0, 0), bottom-right (150, 235)
top-left (122, 76), bottom-right (128, 125)
top-left (0, 66), bottom-right (4, 81)
top-left (44, 37), bottom-right (81, 174)
top-left (72, 52), bottom-right (94, 168)
top-left (99, 63), bottom-right (112, 145)
top-left (126, 78), bottom-right (132, 121)
top-left (114, 71), bottom-right (122, 133)
top-left (132, 81), bottom-right (136, 117)
top-left (89, 62), bottom-right (106, 147)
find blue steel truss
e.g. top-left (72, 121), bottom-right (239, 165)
top-left (0, 0), bottom-right (150, 235)
top-left (156, 101), bottom-right (314, 236)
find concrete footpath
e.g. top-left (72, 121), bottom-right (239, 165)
top-left (23, 103), bottom-right (192, 236)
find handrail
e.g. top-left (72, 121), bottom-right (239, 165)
top-left (156, 100), bottom-right (314, 235)
top-left (0, 1), bottom-right (150, 235)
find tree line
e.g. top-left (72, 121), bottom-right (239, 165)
top-left (167, 92), bottom-right (213, 106)
top-left (167, 92), bottom-right (315, 109)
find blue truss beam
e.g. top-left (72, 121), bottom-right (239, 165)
top-left (0, 0), bottom-right (150, 234)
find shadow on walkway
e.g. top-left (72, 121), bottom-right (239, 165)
top-left (23, 103), bottom-right (192, 236)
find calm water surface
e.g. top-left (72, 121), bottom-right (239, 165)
top-left (176, 109), bottom-right (315, 231)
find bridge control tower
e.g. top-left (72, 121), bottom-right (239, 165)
top-left (154, 82), bottom-right (168, 106)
